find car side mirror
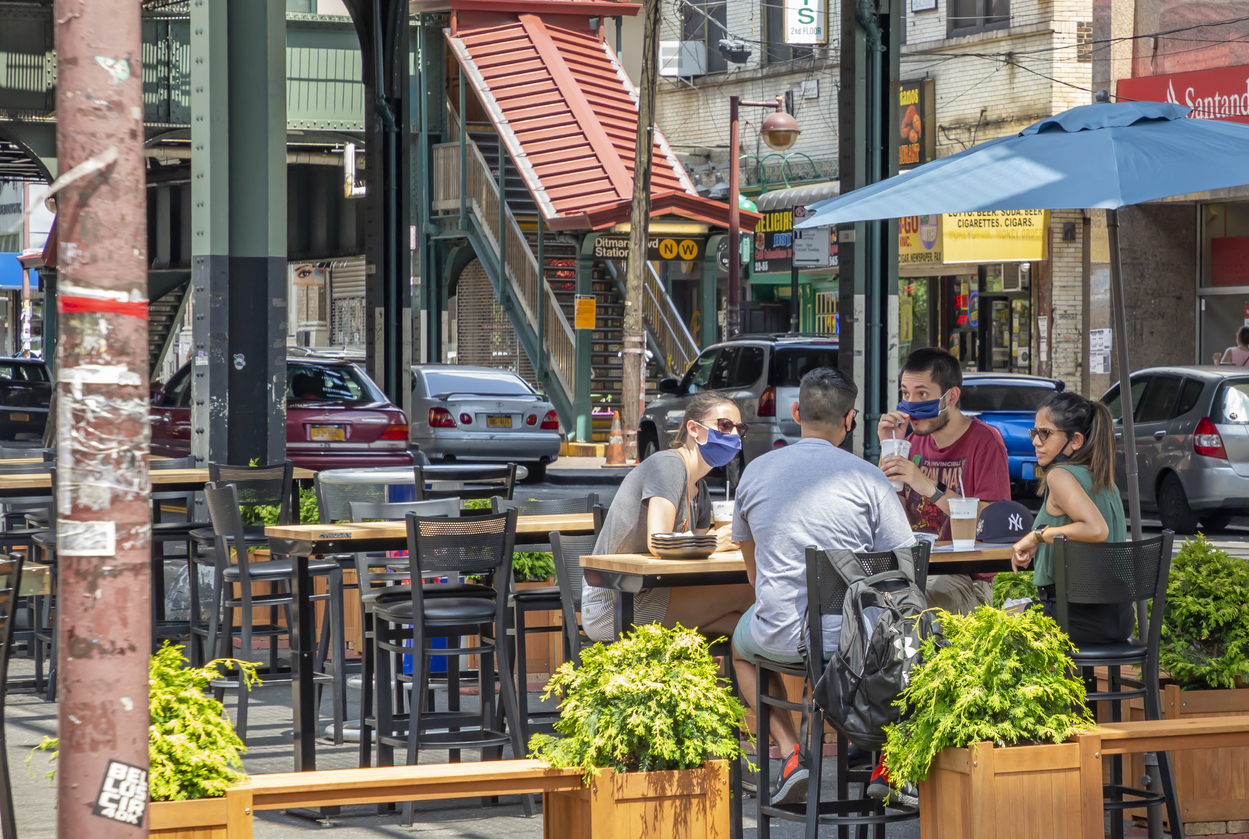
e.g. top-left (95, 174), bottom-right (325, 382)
top-left (658, 378), bottom-right (680, 395)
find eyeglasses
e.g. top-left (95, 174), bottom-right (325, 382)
top-left (701, 418), bottom-right (749, 437)
top-left (1028, 427), bottom-right (1063, 443)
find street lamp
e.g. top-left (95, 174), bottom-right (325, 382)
top-left (728, 95), bottom-right (800, 337)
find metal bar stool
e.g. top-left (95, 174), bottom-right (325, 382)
top-left (414, 463), bottom-right (516, 502)
top-left (0, 553), bottom-right (25, 839)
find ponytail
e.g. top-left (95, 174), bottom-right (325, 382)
top-left (1037, 391), bottom-right (1117, 493)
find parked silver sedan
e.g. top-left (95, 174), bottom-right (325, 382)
top-left (410, 365), bottom-right (561, 481)
top-left (1102, 366), bottom-right (1249, 534)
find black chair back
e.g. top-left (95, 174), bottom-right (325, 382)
top-left (315, 471), bottom-right (389, 524)
top-left (204, 482), bottom-right (266, 594)
top-left (415, 463), bottom-right (516, 502)
top-left (802, 542), bottom-right (931, 685)
top-left (1053, 532), bottom-right (1174, 649)
top-left (208, 461), bottom-right (294, 525)
top-left (0, 553), bottom-right (24, 839)
top-left (404, 510), bottom-right (517, 618)
top-left (152, 456), bottom-right (196, 470)
top-left (349, 498), bottom-right (461, 593)
top-left (490, 494), bottom-right (599, 516)
top-left (551, 532), bottom-right (599, 663)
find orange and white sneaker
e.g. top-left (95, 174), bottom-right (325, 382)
top-left (866, 761), bottom-right (919, 808)
top-left (770, 744), bottom-right (810, 807)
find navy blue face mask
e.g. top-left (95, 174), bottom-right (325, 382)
top-left (696, 423), bottom-right (743, 468)
top-left (897, 392), bottom-right (948, 421)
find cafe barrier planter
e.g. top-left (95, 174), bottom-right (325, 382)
top-left (1125, 684), bottom-right (1249, 831)
top-left (543, 760), bottom-right (730, 839)
top-left (917, 740), bottom-right (1102, 838)
top-left (148, 797), bottom-right (229, 839)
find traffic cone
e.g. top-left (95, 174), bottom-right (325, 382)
top-left (605, 411), bottom-right (626, 466)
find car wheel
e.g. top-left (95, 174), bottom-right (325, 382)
top-left (639, 428), bottom-right (659, 462)
top-left (524, 461), bottom-right (547, 483)
top-left (1201, 511), bottom-right (1235, 533)
top-left (724, 453), bottom-right (745, 490)
top-left (1158, 473), bottom-right (1201, 535)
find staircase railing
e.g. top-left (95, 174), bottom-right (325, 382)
top-left (431, 139), bottom-right (577, 405)
top-left (603, 258), bottom-right (700, 379)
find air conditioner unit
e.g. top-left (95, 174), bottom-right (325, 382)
top-left (1003, 262), bottom-right (1030, 292)
top-left (659, 41), bottom-right (707, 77)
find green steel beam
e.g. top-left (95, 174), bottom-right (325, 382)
top-left (574, 233), bottom-right (598, 442)
top-left (702, 234), bottom-right (724, 349)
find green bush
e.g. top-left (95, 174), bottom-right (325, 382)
top-left (238, 486), bottom-right (319, 526)
top-left (529, 623), bottom-right (749, 780)
top-left (31, 644), bottom-right (260, 800)
top-left (513, 551), bottom-right (555, 582)
top-left (992, 571), bottom-right (1039, 608)
top-left (881, 606), bottom-right (1093, 791)
top-left (1160, 534), bottom-right (1249, 690)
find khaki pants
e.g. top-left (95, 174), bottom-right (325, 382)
top-left (926, 574), bottom-right (993, 615)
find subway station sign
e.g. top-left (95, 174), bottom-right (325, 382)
top-left (594, 235), bottom-right (704, 262)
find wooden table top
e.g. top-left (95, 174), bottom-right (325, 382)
top-left (264, 512), bottom-right (597, 542)
top-left (580, 543), bottom-right (1015, 576)
top-left (0, 466), bottom-right (316, 490)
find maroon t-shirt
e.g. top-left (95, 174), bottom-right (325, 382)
top-left (901, 418), bottom-right (1010, 578)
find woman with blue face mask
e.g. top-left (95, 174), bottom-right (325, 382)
top-left (579, 391), bottom-right (756, 643)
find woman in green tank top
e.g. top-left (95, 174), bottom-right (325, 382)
top-left (1010, 391), bottom-right (1133, 644)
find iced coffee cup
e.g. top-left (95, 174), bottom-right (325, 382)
top-left (711, 500), bottom-right (734, 527)
top-left (878, 438), bottom-right (912, 491)
top-left (947, 497), bottom-right (979, 551)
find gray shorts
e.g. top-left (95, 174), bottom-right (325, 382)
top-left (732, 604), bottom-right (804, 666)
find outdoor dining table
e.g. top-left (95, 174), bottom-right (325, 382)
top-left (580, 543), bottom-right (1017, 640)
top-left (264, 511), bottom-right (599, 771)
top-left (0, 465), bottom-right (318, 499)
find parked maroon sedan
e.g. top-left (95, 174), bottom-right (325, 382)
top-left (151, 358), bottom-right (414, 470)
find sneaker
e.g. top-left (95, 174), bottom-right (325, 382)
top-left (866, 762), bottom-right (919, 808)
top-left (770, 744), bottom-right (810, 807)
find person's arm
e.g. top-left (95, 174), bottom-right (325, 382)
top-left (880, 456), bottom-right (952, 514)
top-left (645, 496), bottom-right (680, 555)
top-left (1012, 468), bottom-right (1109, 569)
top-left (741, 539), bottom-right (758, 587)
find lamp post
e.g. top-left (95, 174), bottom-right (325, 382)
top-left (727, 95), bottom-right (800, 337)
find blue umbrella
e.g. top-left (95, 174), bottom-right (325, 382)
top-left (796, 99), bottom-right (1249, 545)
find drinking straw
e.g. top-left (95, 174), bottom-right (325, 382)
top-left (959, 475), bottom-right (965, 498)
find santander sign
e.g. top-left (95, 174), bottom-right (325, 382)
top-left (1118, 65), bottom-right (1249, 123)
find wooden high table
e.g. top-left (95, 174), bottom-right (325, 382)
top-left (580, 543), bottom-right (1017, 640)
top-left (0, 466), bottom-right (317, 499)
top-left (264, 511), bottom-right (599, 772)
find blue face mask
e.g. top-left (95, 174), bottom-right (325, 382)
top-left (897, 392), bottom-right (947, 421)
top-left (696, 423), bottom-right (743, 468)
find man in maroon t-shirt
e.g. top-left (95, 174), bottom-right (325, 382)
top-left (878, 347), bottom-right (1010, 614)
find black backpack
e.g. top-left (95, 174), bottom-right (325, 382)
top-left (809, 547), bottom-right (938, 750)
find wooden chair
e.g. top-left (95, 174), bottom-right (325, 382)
top-left (1054, 532), bottom-right (1183, 839)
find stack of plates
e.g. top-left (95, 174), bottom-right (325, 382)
top-left (651, 532), bottom-right (719, 559)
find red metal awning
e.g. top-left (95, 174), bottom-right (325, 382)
top-left (447, 16), bottom-right (754, 232)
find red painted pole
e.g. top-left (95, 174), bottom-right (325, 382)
top-left (53, 0), bottom-right (152, 835)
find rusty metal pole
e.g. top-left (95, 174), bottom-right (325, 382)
top-left (53, 1), bottom-right (152, 835)
top-left (622, 0), bottom-right (660, 463)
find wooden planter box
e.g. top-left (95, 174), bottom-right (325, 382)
top-left (917, 741), bottom-right (1102, 839)
top-left (148, 797), bottom-right (228, 839)
top-left (543, 760), bottom-right (730, 839)
top-left (1125, 683), bottom-right (1249, 831)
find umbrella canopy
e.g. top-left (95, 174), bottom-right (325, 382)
top-left (795, 101), bottom-right (1249, 226)
top-left (794, 99), bottom-right (1249, 550)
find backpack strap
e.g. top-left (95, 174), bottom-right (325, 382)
top-left (824, 546), bottom-right (918, 587)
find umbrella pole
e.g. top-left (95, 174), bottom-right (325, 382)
top-left (1107, 208), bottom-right (1143, 542)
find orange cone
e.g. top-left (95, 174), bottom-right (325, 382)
top-left (605, 411), bottom-right (626, 466)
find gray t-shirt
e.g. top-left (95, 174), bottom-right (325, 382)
top-left (581, 451), bottom-right (710, 629)
top-left (733, 437), bottom-right (915, 658)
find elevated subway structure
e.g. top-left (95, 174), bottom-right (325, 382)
top-left (0, 0), bottom-right (754, 455)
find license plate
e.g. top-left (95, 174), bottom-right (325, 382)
top-left (487, 415), bottom-right (512, 428)
top-left (9, 413), bottom-right (27, 422)
top-left (310, 425), bottom-right (345, 442)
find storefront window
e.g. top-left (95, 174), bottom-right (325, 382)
top-left (815, 290), bottom-right (838, 335)
top-left (1199, 202), bottom-right (1249, 363)
top-left (899, 278), bottom-right (931, 358)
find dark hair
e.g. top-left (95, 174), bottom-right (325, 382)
top-left (798, 367), bottom-right (858, 429)
top-left (901, 347), bottom-right (962, 392)
top-left (1238, 326), bottom-right (1249, 346)
top-left (1037, 391), bottom-right (1116, 493)
top-left (671, 390), bottom-right (737, 449)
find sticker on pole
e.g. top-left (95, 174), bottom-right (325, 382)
top-left (574, 295), bottom-right (596, 330)
top-left (94, 759), bottom-right (148, 825)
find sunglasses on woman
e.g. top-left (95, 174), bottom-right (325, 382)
top-left (700, 418), bottom-right (749, 437)
top-left (1028, 427), bottom-right (1063, 443)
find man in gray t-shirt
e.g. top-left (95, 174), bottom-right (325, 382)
top-left (732, 368), bottom-right (914, 808)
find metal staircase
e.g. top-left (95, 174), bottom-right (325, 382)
top-left (433, 111), bottom-right (700, 439)
top-left (148, 279), bottom-right (190, 377)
